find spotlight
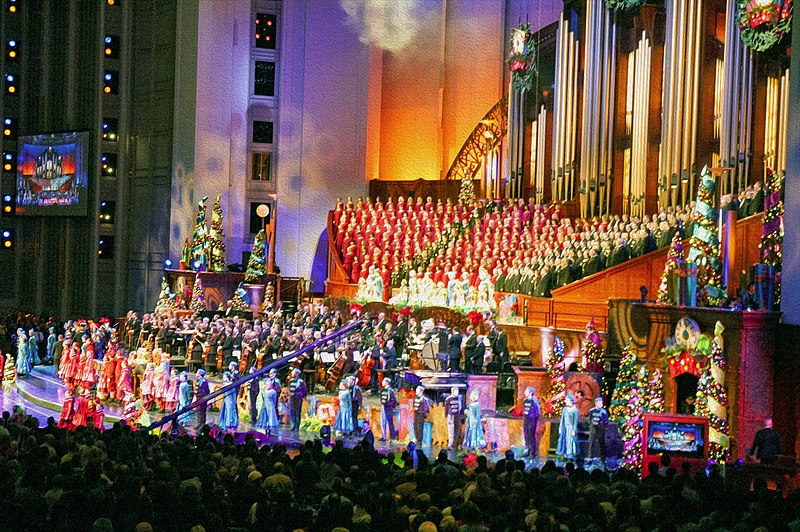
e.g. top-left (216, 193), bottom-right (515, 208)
top-left (193, 260), bottom-right (201, 269)
top-left (164, 259), bottom-right (173, 268)
top-left (1, 228), bottom-right (13, 249)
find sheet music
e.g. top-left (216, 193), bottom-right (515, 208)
top-left (320, 351), bottom-right (336, 364)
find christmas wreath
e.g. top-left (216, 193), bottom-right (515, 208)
top-left (739, 0), bottom-right (793, 52)
top-left (508, 24), bottom-right (537, 92)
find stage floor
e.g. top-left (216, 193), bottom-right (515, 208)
top-left (2, 366), bottom-right (558, 466)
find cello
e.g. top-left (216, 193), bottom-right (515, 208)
top-left (325, 346), bottom-right (348, 391)
top-left (356, 346), bottom-right (375, 387)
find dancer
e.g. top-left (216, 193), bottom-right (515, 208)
top-left (557, 393), bottom-right (578, 461)
top-left (58, 388), bottom-right (75, 429)
top-left (412, 385), bottom-right (431, 447)
top-left (165, 368), bottom-right (180, 412)
top-left (15, 330), bottom-right (30, 377)
top-left (116, 359), bottom-right (133, 402)
top-left (266, 368), bottom-right (281, 421)
top-left (463, 389), bottom-right (486, 450)
top-left (444, 386), bottom-right (463, 449)
top-left (256, 377), bottom-right (279, 433)
top-left (287, 368), bottom-right (307, 431)
top-left (379, 377), bottom-right (398, 441)
top-left (217, 370), bottom-right (239, 432)
top-left (332, 381), bottom-right (354, 435)
top-left (522, 386), bottom-right (541, 458)
top-left (140, 362), bottom-right (155, 410)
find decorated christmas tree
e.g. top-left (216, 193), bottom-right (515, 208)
top-left (645, 368), bottom-right (664, 414)
top-left (191, 196), bottom-right (209, 271)
top-left (227, 282), bottom-right (250, 313)
top-left (544, 336), bottom-right (566, 416)
top-left (622, 366), bottom-right (647, 471)
top-left (261, 282), bottom-right (275, 314)
top-left (3, 354), bottom-right (15, 383)
top-left (208, 195), bottom-right (226, 272)
top-left (245, 229), bottom-right (267, 283)
top-left (610, 338), bottom-right (638, 420)
top-left (703, 322), bottom-right (730, 461)
top-left (190, 275), bottom-right (205, 314)
top-left (687, 166), bottom-right (725, 306)
top-left (580, 318), bottom-right (604, 372)
top-left (154, 278), bottom-right (172, 312)
top-left (657, 231), bottom-right (685, 304)
top-left (759, 169), bottom-right (783, 304)
top-left (458, 171), bottom-right (475, 205)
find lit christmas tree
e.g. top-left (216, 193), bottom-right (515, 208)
top-left (245, 229), bottom-right (267, 283)
top-left (208, 195), bottom-right (226, 272)
top-left (580, 319), bottom-right (604, 372)
top-left (190, 274), bottom-right (205, 314)
top-left (687, 166), bottom-right (725, 306)
top-left (610, 338), bottom-right (638, 421)
top-left (154, 277), bottom-right (172, 312)
top-left (704, 322), bottom-right (730, 461)
top-left (191, 196), bottom-right (209, 271)
top-left (622, 366), bottom-right (647, 471)
top-left (759, 169), bottom-right (783, 304)
top-left (261, 282), bottom-right (275, 314)
top-left (3, 354), bottom-right (15, 383)
top-left (227, 282), bottom-right (250, 313)
top-left (657, 231), bottom-right (685, 304)
top-left (645, 368), bottom-right (664, 413)
top-left (544, 336), bottom-right (566, 415)
top-left (458, 171), bottom-right (475, 205)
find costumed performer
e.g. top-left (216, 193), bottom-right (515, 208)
top-left (463, 389), bottom-right (486, 450)
top-left (557, 393), bottom-right (578, 461)
top-left (522, 386), bottom-right (541, 458)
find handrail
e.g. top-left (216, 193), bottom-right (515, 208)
top-left (146, 318), bottom-right (365, 432)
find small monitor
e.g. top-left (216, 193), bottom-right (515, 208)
top-left (646, 419), bottom-right (706, 458)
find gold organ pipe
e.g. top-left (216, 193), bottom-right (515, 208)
top-left (569, 34), bottom-right (578, 203)
top-left (661, 0), bottom-right (677, 209)
top-left (681, 0), bottom-right (696, 207)
top-left (670, 0), bottom-right (686, 209)
top-left (689, 0), bottom-right (702, 199)
top-left (552, 19), bottom-right (563, 201)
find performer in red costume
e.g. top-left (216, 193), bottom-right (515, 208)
top-left (58, 388), bottom-right (75, 429)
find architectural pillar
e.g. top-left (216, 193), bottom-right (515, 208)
top-left (781, 13), bottom-right (800, 324)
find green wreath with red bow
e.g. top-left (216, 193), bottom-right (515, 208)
top-left (739, 0), bottom-right (793, 52)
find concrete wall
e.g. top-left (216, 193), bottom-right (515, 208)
top-left (274, 0), bottom-right (371, 287)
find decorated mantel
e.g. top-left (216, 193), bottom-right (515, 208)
top-left (630, 303), bottom-right (780, 459)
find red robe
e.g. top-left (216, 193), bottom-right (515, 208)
top-left (58, 396), bottom-right (75, 429)
top-left (72, 395), bottom-right (89, 428)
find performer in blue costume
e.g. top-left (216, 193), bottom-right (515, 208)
top-left (557, 393), bottom-right (578, 460)
top-left (15, 330), bottom-right (31, 377)
top-left (177, 372), bottom-right (194, 425)
top-left (463, 389), bottom-right (486, 450)
top-left (332, 381), bottom-right (354, 435)
top-left (217, 371), bottom-right (239, 431)
top-left (256, 377), bottom-right (279, 433)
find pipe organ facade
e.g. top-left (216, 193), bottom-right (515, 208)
top-left (500, 0), bottom-right (790, 217)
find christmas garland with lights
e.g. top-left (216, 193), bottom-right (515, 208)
top-left (190, 275), bottom-right (205, 314)
top-left (191, 196), bottom-right (209, 271)
top-left (245, 229), bottom-right (267, 283)
top-left (208, 195), bottom-right (226, 272)
top-left (739, 0), bottom-right (793, 52)
top-left (508, 24), bottom-right (537, 93)
top-left (759, 168), bottom-right (783, 304)
top-left (688, 166), bottom-right (726, 307)
top-left (622, 367), bottom-right (647, 471)
top-left (544, 336), bottom-right (566, 416)
top-left (695, 322), bottom-right (730, 461)
top-left (646, 368), bottom-right (665, 413)
top-left (657, 232), bottom-right (685, 304)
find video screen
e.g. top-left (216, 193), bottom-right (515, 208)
top-left (16, 131), bottom-right (89, 216)
top-left (647, 420), bottom-right (705, 458)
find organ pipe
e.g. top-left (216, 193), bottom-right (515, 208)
top-left (719, 0), bottom-right (754, 196)
top-left (659, 0), bottom-right (703, 209)
top-left (551, 17), bottom-right (579, 203)
top-left (629, 32), bottom-right (651, 219)
top-left (579, 0), bottom-right (616, 217)
top-left (531, 105), bottom-right (547, 204)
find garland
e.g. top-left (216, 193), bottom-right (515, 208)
top-left (605, 0), bottom-right (647, 10)
top-left (544, 337), bottom-right (566, 416)
top-left (739, 0), bottom-right (793, 52)
top-left (508, 24), bottom-right (537, 93)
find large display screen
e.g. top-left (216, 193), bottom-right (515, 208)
top-left (16, 131), bottom-right (89, 216)
top-left (646, 420), bottom-right (706, 458)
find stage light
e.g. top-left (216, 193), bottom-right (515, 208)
top-left (193, 260), bottom-right (201, 269)
top-left (7, 0), bottom-right (17, 14)
top-left (104, 73), bottom-right (112, 81)
top-left (103, 87), bottom-right (111, 93)
top-left (104, 35), bottom-right (119, 58)
top-left (3, 151), bottom-right (16, 172)
top-left (3, 117), bottom-right (15, 138)
top-left (164, 259), bottom-right (173, 268)
top-left (1, 228), bottom-right (13, 249)
top-left (0, 195), bottom-right (12, 216)
top-left (103, 70), bottom-right (118, 94)
top-left (104, 36), bottom-right (112, 44)
top-left (102, 117), bottom-right (118, 141)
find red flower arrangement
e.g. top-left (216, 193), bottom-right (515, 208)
top-left (399, 306), bottom-right (412, 317)
top-left (467, 310), bottom-right (484, 326)
top-left (350, 303), bottom-right (363, 316)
